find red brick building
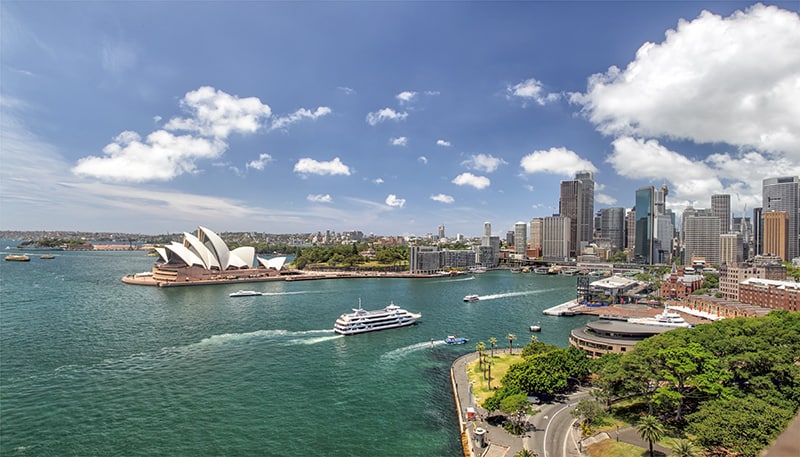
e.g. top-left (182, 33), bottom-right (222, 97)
top-left (660, 265), bottom-right (704, 299)
top-left (738, 278), bottom-right (800, 312)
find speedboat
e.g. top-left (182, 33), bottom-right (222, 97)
top-left (334, 300), bottom-right (421, 335)
top-left (529, 323), bottom-right (541, 332)
top-left (463, 294), bottom-right (480, 302)
top-left (444, 335), bottom-right (469, 345)
top-left (229, 290), bottom-right (263, 297)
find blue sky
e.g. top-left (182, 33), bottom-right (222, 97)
top-left (1, 2), bottom-right (799, 237)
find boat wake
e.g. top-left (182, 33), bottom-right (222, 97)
top-left (436, 276), bottom-right (475, 283)
top-left (476, 290), bottom-right (538, 301)
top-left (380, 340), bottom-right (445, 362)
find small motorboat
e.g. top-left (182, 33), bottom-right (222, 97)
top-left (229, 290), bottom-right (263, 297)
top-left (529, 322), bottom-right (541, 332)
top-left (463, 294), bottom-right (480, 302)
top-left (444, 335), bottom-right (469, 345)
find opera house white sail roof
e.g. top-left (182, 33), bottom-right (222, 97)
top-left (155, 226), bottom-right (285, 271)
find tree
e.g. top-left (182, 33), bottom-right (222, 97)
top-left (513, 450), bottom-right (536, 457)
top-left (488, 337), bottom-right (498, 358)
top-left (670, 439), bottom-right (698, 457)
top-left (507, 333), bottom-right (517, 354)
top-left (499, 392), bottom-right (535, 435)
top-left (476, 341), bottom-right (486, 373)
top-left (570, 398), bottom-right (607, 428)
top-left (486, 357), bottom-right (494, 390)
top-left (636, 415), bottom-right (665, 457)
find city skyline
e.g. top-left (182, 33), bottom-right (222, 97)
top-left (2, 2), bottom-right (799, 237)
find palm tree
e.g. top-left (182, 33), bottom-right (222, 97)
top-left (507, 333), bottom-right (517, 354)
top-left (670, 439), bottom-right (698, 457)
top-left (513, 449), bottom-right (536, 457)
top-left (636, 415), bottom-right (665, 457)
top-left (488, 337), bottom-right (497, 358)
top-left (476, 341), bottom-right (486, 371)
top-left (486, 357), bottom-right (494, 390)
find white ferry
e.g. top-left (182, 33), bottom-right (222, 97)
top-left (229, 290), bottom-right (263, 297)
top-left (333, 300), bottom-right (421, 335)
top-left (463, 294), bottom-right (480, 302)
top-left (627, 306), bottom-right (693, 328)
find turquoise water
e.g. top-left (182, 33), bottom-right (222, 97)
top-left (0, 246), bottom-right (590, 456)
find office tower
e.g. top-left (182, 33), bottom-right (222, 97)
top-left (514, 222), bottom-right (527, 256)
top-left (684, 215), bottom-right (721, 265)
top-left (438, 225), bottom-right (445, 240)
top-left (763, 176), bottom-right (800, 260)
top-left (763, 211), bottom-right (790, 260)
top-left (483, 222), bottom-right (492, 237)
top-left (542, 216), bottom-right (570, 260)
top-left (655, 214), bottom-right (675, 264)
top-left (529, 218), bottom-right (543, 251)
top-left (634, 187), bottom-right (655, 264)
top-left (480, 222), bottom-right (501, 267)
top-left (625, 208), bottom-right (636, 251)
top-left (720, 233), bottom-right (743, 265)
top-left (600, 207), bottom-right (626, 252)
top-left (753, 207), bottom-right (763, 256)
top-left (559, 171), bottom-right (594, 258)
top-left (506, 230), bottom-right (515, 247)
top-left (711, 194), bottom-right (731, 234)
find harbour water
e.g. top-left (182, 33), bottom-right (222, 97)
top-left (0, 246), bottom-right (591, 456)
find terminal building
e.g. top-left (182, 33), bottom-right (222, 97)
top-left (569, 320), bottom-right (674, 358)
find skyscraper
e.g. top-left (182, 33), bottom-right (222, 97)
top-left (763, 211), bottom-right (790, 260)
top-left (684, 216), bottom-right (721, 265)
top-left (529, 218), bottom-right (543, 252)
top-left (634, 187), bottom-right (655, 264)
top-left (559, 171), bottom-right (594, 258)
top-left (600, 207), bottom-right (626, 252)
top-left (438, 224), bottom-right (445, 240)
top-left (762, 176), bottom-right (800, 260)
top-left (542, 216), bottom-right (570, 261)
top-left (711, 194), bottom-right (731, 235)
top-left (514, 222), bottom-right (527, 256)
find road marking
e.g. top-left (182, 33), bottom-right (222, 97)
top-left (543, 403), bottom-right (573, 457)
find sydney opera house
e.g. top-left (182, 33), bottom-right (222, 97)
top-left (123, 226), bottom-right (291, 286)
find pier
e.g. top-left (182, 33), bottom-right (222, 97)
top-left (542, 299), bottom-right (582, 316)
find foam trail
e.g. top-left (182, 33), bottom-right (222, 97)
top-left (381, 340), bottom-right (444, 362)
top-left (477, 290), bottom-right (537, 301)
top-left (436, 276), bottom-right (475, 283)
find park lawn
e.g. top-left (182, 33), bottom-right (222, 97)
top-left (586, 440), bottom-right (651, 457)
top-left (466, 352), bottom-right (524, 404)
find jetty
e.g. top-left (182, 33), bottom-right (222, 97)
top-left (542, 299), bottom-right (582, 316)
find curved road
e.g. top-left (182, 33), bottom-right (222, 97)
top-left (527, 390), bottom-right (591, 457)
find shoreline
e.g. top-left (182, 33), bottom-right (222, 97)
top-left (121, 270), bottom-right (460, 287)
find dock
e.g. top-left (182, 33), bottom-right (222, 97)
top-left (542, 299), bottom-right (582, 316)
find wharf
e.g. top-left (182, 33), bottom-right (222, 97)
top-left (542, 299), bottom-right (583, 316)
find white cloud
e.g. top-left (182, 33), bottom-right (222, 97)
top-left (519, 147), bottom-right (597, 176)
top-left (153, 115), bottom-right (162, 123)
top-left (366, 107), bottom-right (408, 126)
top-left (307, 194), bottom-right (333, 203)
top-left (452, 172), bottom-right (490, 190)
top-left (430, 193), bottom-right (455, 204)
top-left (572, 4), bottom-right (800, 156)
top-left (271, 106), bottom-right (331, 130)
top-left (72, 130), bottom-right (226, 182)
top-left (246, 153), bottom-right (273, 171)
top-left (396, 91), bottom-right (417, 103)
top-left (436, 139), bottom-right (451, 147)
top-left (506, 78), bottom-right (561, 106)
top-left (390, 136), bottom-right (408, 146)
top-left (595, 194), bottom-right (617, 205)
top-left (165, 86), bottom-right (272, 138)
top-left (337, 86), bottom-right (355, 95)
top-left (293, 157), bottom-right (351, 176)
top-left (462, 153), bottom-right (507, 173)
top-left (385, 194), bottom-right (406, 208)
top-left (418, 156), bottom-right (428, 164)
top-left (373, 177), bottom-right (384, 184)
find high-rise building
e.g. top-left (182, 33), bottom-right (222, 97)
top-left (514, 222), bottom-right (527, 256)
top-left (720, 233), bottom-right (743, 265)
top-left (480, 222), bottom-right (500, 267)
top-left (529, 218), bottom-right (543, 251)
top-left (762, 176), bottom-right (800, 260)
top-left (600, 207), bottom-right (626, 252)
top-left (763, 211), bottom-right (790, 260)
top-left (684, 215), bottom-right (721, 265)
top-left (559, 171), bottom-right (594, 258)
top-left (506, 230), bottom-right (515, 247)
top-left (634, 187), bottom-right (655, 264)
top-left (542, 216), bottom-right (571, 261)
top-left (753, 207), bottom-right (763, 256)
top-left (437, 224), bottom-right (445, 240)
top-left (711, 194), bottom-right (731, 235)
top-left (625, 208), bottom-right (636, 252)
top-left (483, 222), bottom-right (492, 237)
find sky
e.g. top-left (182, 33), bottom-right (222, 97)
top-left (1, 1), bottom-right (799, 237)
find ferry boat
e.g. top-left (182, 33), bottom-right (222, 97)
top-left (627, 306), bottom-right (693, 328)
top-left (529, 322), bottom-right (541, 332)
top-left (229, 290), bottom-right (263, 297)
top-left (4, 254), bottom-right (30, 262)
top-left (333, 300), bottom-right (421, 335)
top-left (463, 294), bottom-right (480, 302)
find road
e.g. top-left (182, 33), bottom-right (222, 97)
top-left (526, 390), bottom-right (592, 457)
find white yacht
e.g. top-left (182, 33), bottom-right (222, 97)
top-left (333, 300), bottom-right (421, 335)
top-left (229, 290), bottom-right (263, 297)
top-left (463, 294), bottom-right (480, 302)
top-left (628, 306), bottom-right (693, 328)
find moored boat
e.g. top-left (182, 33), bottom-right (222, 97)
top-left (334, 300), bottom-right (421, 335)
top-left (627, 306), bottom-right (693, 328)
